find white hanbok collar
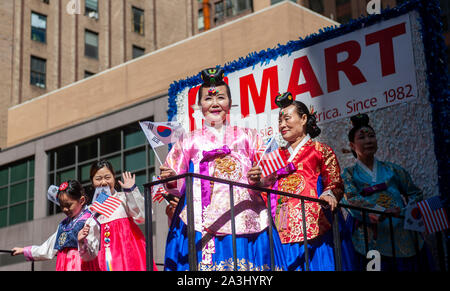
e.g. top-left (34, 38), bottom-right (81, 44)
top-left (356, 158), bottom-right (378, 183)
top-left (287, 134), bottom-right (311, 163)
top-left (204, 121), bottom-right (227, 142)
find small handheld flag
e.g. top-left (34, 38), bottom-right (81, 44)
top-left (89, 189), bottom-right (121, 218)
top-left (404, 201), bottom-right (426, 232)
top-left (139, 121), bottom-right (185, 166)
top-left (255, 138), bottom-right (287, 177)
top-left (47, 185), bottom-right (60, 206)
top-left (417, 196), bottom-right (449, 234)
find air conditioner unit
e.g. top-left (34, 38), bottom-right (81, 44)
top-left (88, 11), bottom-right (98, 20)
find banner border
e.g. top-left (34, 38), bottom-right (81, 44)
top-left (167, 0), bottom-right (449, 204)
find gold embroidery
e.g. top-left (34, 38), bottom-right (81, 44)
top-left (199, 258), bottom-right (285, 271)
top-left (279, 173), bottom-right (305, 195)
top-left (376, 193), bottom-right (393, 208)
top-left (213, 156), bottom-right (242, 181)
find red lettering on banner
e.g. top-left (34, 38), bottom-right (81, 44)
top-left (239, 66), bottom-right (279, 118)
top-left (365, 22), bottom-right (406, 77)
top-left (287, 56), bottom-right (324, 98)
top-left (188, 86), bottom-right (200, 131)
top-left (325, 40), bottom-right (367, 93)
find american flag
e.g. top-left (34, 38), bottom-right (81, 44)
top-left (256, 138), bottom-right (287, 177)
top-left (417, 196), bottom-right (449, 234)
top-left (90, 191), bottom-right (121, 218)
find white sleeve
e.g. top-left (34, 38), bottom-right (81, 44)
top-left (78, 217), bottom-right (101, 262)
top-left (23, 232), bottom-right (58, 261)
top-left (122, 186), bottom-right (146, 225)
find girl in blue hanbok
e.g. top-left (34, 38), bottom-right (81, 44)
top-left (341, 113), bottom-right (434, 271)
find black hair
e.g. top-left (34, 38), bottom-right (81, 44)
top-left (348, 113), bottom-right (375, 158)
top-left (57, 180), bottom-right (89, 205)
top-left (87, 159), bottom-right (120, 199)
top-left (197, 81), bottom-right (232, 106)
top-left (280, 100), bottom-right (321, 138)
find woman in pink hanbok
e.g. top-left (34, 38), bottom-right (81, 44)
top-left (160, 68), bottom-right (287, 271)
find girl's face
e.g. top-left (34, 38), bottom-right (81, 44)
top-left (278, 105), bottom-right (307, 144)
top-left (92, 166), bottom-right (116, 193)
top-left (199, 85), bottom-right (231, 126)
top-left (58, 193), bottom-right (85, 219)
top-left (350, 127), bottom-right (378, 160)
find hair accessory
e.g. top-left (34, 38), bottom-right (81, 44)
top-left (59, 182), bottom-right (69, 191)
top-left (350, 113), bottom-right (370, 127)
top-left (275, 92), bottom-right (294, 108)
top-left (208, 87), bottom-right (219, 96)
top-left (201, 68), bottom-right (225, 86)
top-left (309, 105), bottom-right (316, 117)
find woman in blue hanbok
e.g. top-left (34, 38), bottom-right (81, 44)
top-left (341, 113), bottom-right (434, 271)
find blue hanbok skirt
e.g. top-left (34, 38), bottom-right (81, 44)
top-left (282, 208), bottom-right (357, 271)
top-left (164, 193), bottom-right (288, 271)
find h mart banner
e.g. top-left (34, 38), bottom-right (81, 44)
top-left (171, 13), bottom-right (417, 139)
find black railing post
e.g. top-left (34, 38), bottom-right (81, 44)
top-left (144, 185), bottom-right (154, 271)
top-left (185, 174), bottom-right (198, 271)
top-left (388, 216), bottom-right (397, 270)
top-left (229, 184), bottom-right (238, 271)
top-left (266, 191), bottom-right (275, 270)
top-left (300, 198), bottom-right (310, 271)
top-left (362, 209), bottom-right (369, 255)
top-left (332, 209), bottom-right (343, 271)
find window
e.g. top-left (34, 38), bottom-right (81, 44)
top-left (84, 71), bottom-right (95, 78)
top-left (85, 0), bottom-right (98, 18)
top-left (30, 56), bottom-right (46, 88)
top-left (85, 30), bottom-right (99, 59)
top-left (132, 7), bottom-right (145, 35)
top-left (132, 45), bottom-right (145, 59)
top-left (201, 0), bottom-right (252, 29)
top-left (336, 0), bottom-right (350, 5)
top-left (42, 0), bottom-right (50, 4)
top-left (227, 0), bottom-right (252, 16)
top-left (47, 120), bottom-right (155, 215)
top-left (308, 0), bottom-right (324, 14)
top-left (0, 158), bottom-right (35, 228)
top-left (31, 12), bottom-right (47, 43)
top-left (214, 1), bottom-right (225, 24)
top-left (198, 8), bottom-right (204, 31)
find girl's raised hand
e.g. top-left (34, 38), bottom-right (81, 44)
top-left (118, 171), bottom-right (136, 189)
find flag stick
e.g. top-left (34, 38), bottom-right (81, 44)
top-left (149, 144), bottom-right (164, 166)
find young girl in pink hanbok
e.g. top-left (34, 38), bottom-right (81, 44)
top-left (160, 68), bottom-right (287, 271)
top-left (11, 180), bottom-right (100, 271)
top-left (83, 160), bottom-right (157, 271)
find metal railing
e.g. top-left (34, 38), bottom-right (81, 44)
top-left (143, 173), bottom-right (439, 271)
top-left (0, 250), bottom-right (34, 271)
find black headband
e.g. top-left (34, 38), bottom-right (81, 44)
top-left (275, 92), bottom-right (294, 108)
top-left (200, 68), bottom-right (225, 86)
